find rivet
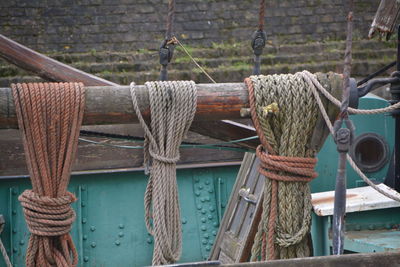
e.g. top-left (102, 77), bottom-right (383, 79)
top-left (91, 242), bottom-right (96, 248)
top-left (201, 217), bottom-right (206, 223)
top-left (208, 188), bottom-right (214, 193)
top-left (208, 215), bottom-right (213, 220)
top-left (205, 180), bottom-right (210, 185)
top-left (206, 246), bottom-right (211, 251)
top-left (147, 238), bottom-right (153, 244)
top-left (115, 240), bottom-right (121, 246)
top-left (83, 235), bottom-right (88, 240)
top-left (202, 239), bottom-right (208, 245)
top-left (118, 232), bottom-right (124, 237)
top-left (90, 226), bottom-right (96, 232)
top-left (13, 248), bottom-right (17, 253)
top-left (82, 218), bottom-right (87, 224)
top-left (182, 218), bottom-right (187, 224)
top-left (84, 256), bottom-right (89, 262)
top-left (198, 185), bottom-right (203, 190)
top-left (205, 196), bottom-right (211, 201)
top-left (201, 226), bottom-right (207, 231)
top-left (194, 177), bottom-right (200, 182)
top-left (20, 240), bottom-right (25, 245)
top-left (212, 230), bottom-right (217, 236)
top-left (204, 233), bottom-right (209, 239)
top-left (195, 191), bottom-right (200, 196)
top-left (197, 205), bottom-right (202, 210)
top-left (213, 222), bottom-right (219, 227)
top-left (355, 224), bottom-right (361, 231)
top-left (209, 240), bottom-right (214, 245)
top-left (12, 229), bottom-right (17, 234)
top-left (368, 224), bottom-right (376, 230)
top-left (12, 188), bottom-right (17, 195)
top-left (200, 198), bottom-right (205, 203)
top-left (119, 224), bottom-right (124, 229)
top-left (12, 210), bottom-right (16, 215)
top-left (221, 204), bottom-right (226, 208)
top-left (201, 209), bottom-right (207, 214)
top-left (209, 206), bottom-right (215, 212)
top-left (81, 201), bottom-right (86, 207)
top-left (81, 186), bottom-right (86, 191)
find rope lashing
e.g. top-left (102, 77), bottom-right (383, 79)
top-left (251, 0), bottom-right (267, 75)
top-left (130, 81), bottom-right (197, 265)
top-left (159, 0), bottom-right (176, 81)
top-left (246, 73), bottom-right (340, 261)
top-left (12, 82), bottom-right (84, 267)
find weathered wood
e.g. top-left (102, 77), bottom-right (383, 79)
top-left (0, 128), bottom-right (244, 176)
top-left (369, 0), bottom-right (400, 39)
top-left (210, 153), bottom-right (265, 263)
top-left (0, 83), bottom-right (249, 129)
top-left (0, 34), bottom-right (257, 147)
top-left (0, 34), bottom-right (118, 86)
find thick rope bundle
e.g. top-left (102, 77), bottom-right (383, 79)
top-left (12, 82), bottom-right (84, 267)
top-left (130, 81), bottom-right (197, 265)
top-left (246, 73), bottom-right (340, 260)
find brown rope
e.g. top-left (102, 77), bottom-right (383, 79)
top-left (245, 78), bottom-right (317, 260)
top-left (12, 82), bottom-right (85, 267)
top-left (258, 0), bottom-right (266, 31)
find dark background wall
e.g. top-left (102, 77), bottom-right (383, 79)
top-left (1, 0), bottom-right (378, 53)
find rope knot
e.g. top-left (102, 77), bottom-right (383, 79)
top-left (256, 145), bottom-right (318, 183)
top-left (149, 148), bottom-right (180, 164)
top-left (18, 190), bottom-right (77, 237)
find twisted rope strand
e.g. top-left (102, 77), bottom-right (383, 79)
top-left (12, 82), bottom-right (84, 267)
top-left (130, 81), bottom-right (197, 265)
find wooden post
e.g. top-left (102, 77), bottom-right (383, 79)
top-left (369, 0), bottom-right (400, 39)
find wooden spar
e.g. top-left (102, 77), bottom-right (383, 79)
top-left (0, 34), bottom-right (118, 86)
top-left (0, 34), bottom-right (257, 147)
top-left (0, 83), bottom-right (249, 129)
top-left (368, 0), bottom-right (400, 39)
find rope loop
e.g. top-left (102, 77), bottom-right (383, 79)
top-left (19, 190), bottom-right (76, 237)
top-left (256, 145), bottom-right (318, 183)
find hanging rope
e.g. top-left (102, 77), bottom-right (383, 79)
top-left (0, 216), bottom-right (12, 267)
top-left (251, 0), bottom-right (267, 75)
top-left (12, 82), bottom-right (84, 267)
top-left (247, 73), bottom-right (341, 260)
top-left (159, 0), bottom-right (176, 81)
top-left (130, 81), bottom-right (197, 265)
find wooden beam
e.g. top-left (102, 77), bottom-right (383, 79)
top-left (0, 34), bottom-right (118, 86)
top-left (369, 0), bottom-right (400, 39)
top-left (0, 83), bottom-right (249, 129)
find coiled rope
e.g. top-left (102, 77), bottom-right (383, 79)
top-left (130, 81), bottom-right (197, 265)
top-left (12, 82), bottom-right (84, 267)
top-left (246, 74), bottom-right (328, 260)
top-left (0, 218), bottom-right (12, 267)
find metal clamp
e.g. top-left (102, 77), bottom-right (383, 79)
top-left (251, 30), bottom-right (267, 56)
top-left (238, 188), bottom-right (257, 204)
top-left (334, 118), bottom-right (355, 153)
top-left (159, 39), bottom-right (175, 66)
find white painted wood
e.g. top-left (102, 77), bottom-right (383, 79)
top-left (311, 184), bottom-right (400, 216)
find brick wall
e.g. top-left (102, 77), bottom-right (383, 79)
top-left (0, 0), bottom-right (378, 53)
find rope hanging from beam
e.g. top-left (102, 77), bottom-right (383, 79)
top-left (12, 82), bottom-right (85, 267)
top-left (247, 73), bottom-right (341, 260)
top-left (130, 81), bottom-right (197, 265)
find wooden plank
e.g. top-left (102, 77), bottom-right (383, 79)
top-left (210, 153), bottom-right (265, 263)
top-left (311, 184), bottom-right (400, 216)
top-left (0, 129), bottom-right (244, 176)
top-left (369, 0), bottom-right (400, 39)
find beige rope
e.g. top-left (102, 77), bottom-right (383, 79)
top-left (0, 219), bottom-right (12, 267)
top-left (130, 81), bottom-right (197, 265)
top-left (299, 71), bottom-right (400, 202)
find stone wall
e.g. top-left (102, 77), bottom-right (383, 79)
top-left (1, 0), bottom-right (378, 53)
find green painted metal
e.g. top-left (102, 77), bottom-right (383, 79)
top-left (0, 94), bottom-right (397, 266)
top-left (311, 94), bottom-right (395, 193)
top-left (0, 166), bottom-right (239, 267)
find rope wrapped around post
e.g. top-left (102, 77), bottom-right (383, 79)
top-left (246, 73), bottom-right (341, 260)
top-left (12, 82), bottom-right (84, 267)
top-left (130, 81), bottom-right (197, 265)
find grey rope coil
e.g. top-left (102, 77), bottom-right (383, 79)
top-left (130, 81), bottom-right (197, 265)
